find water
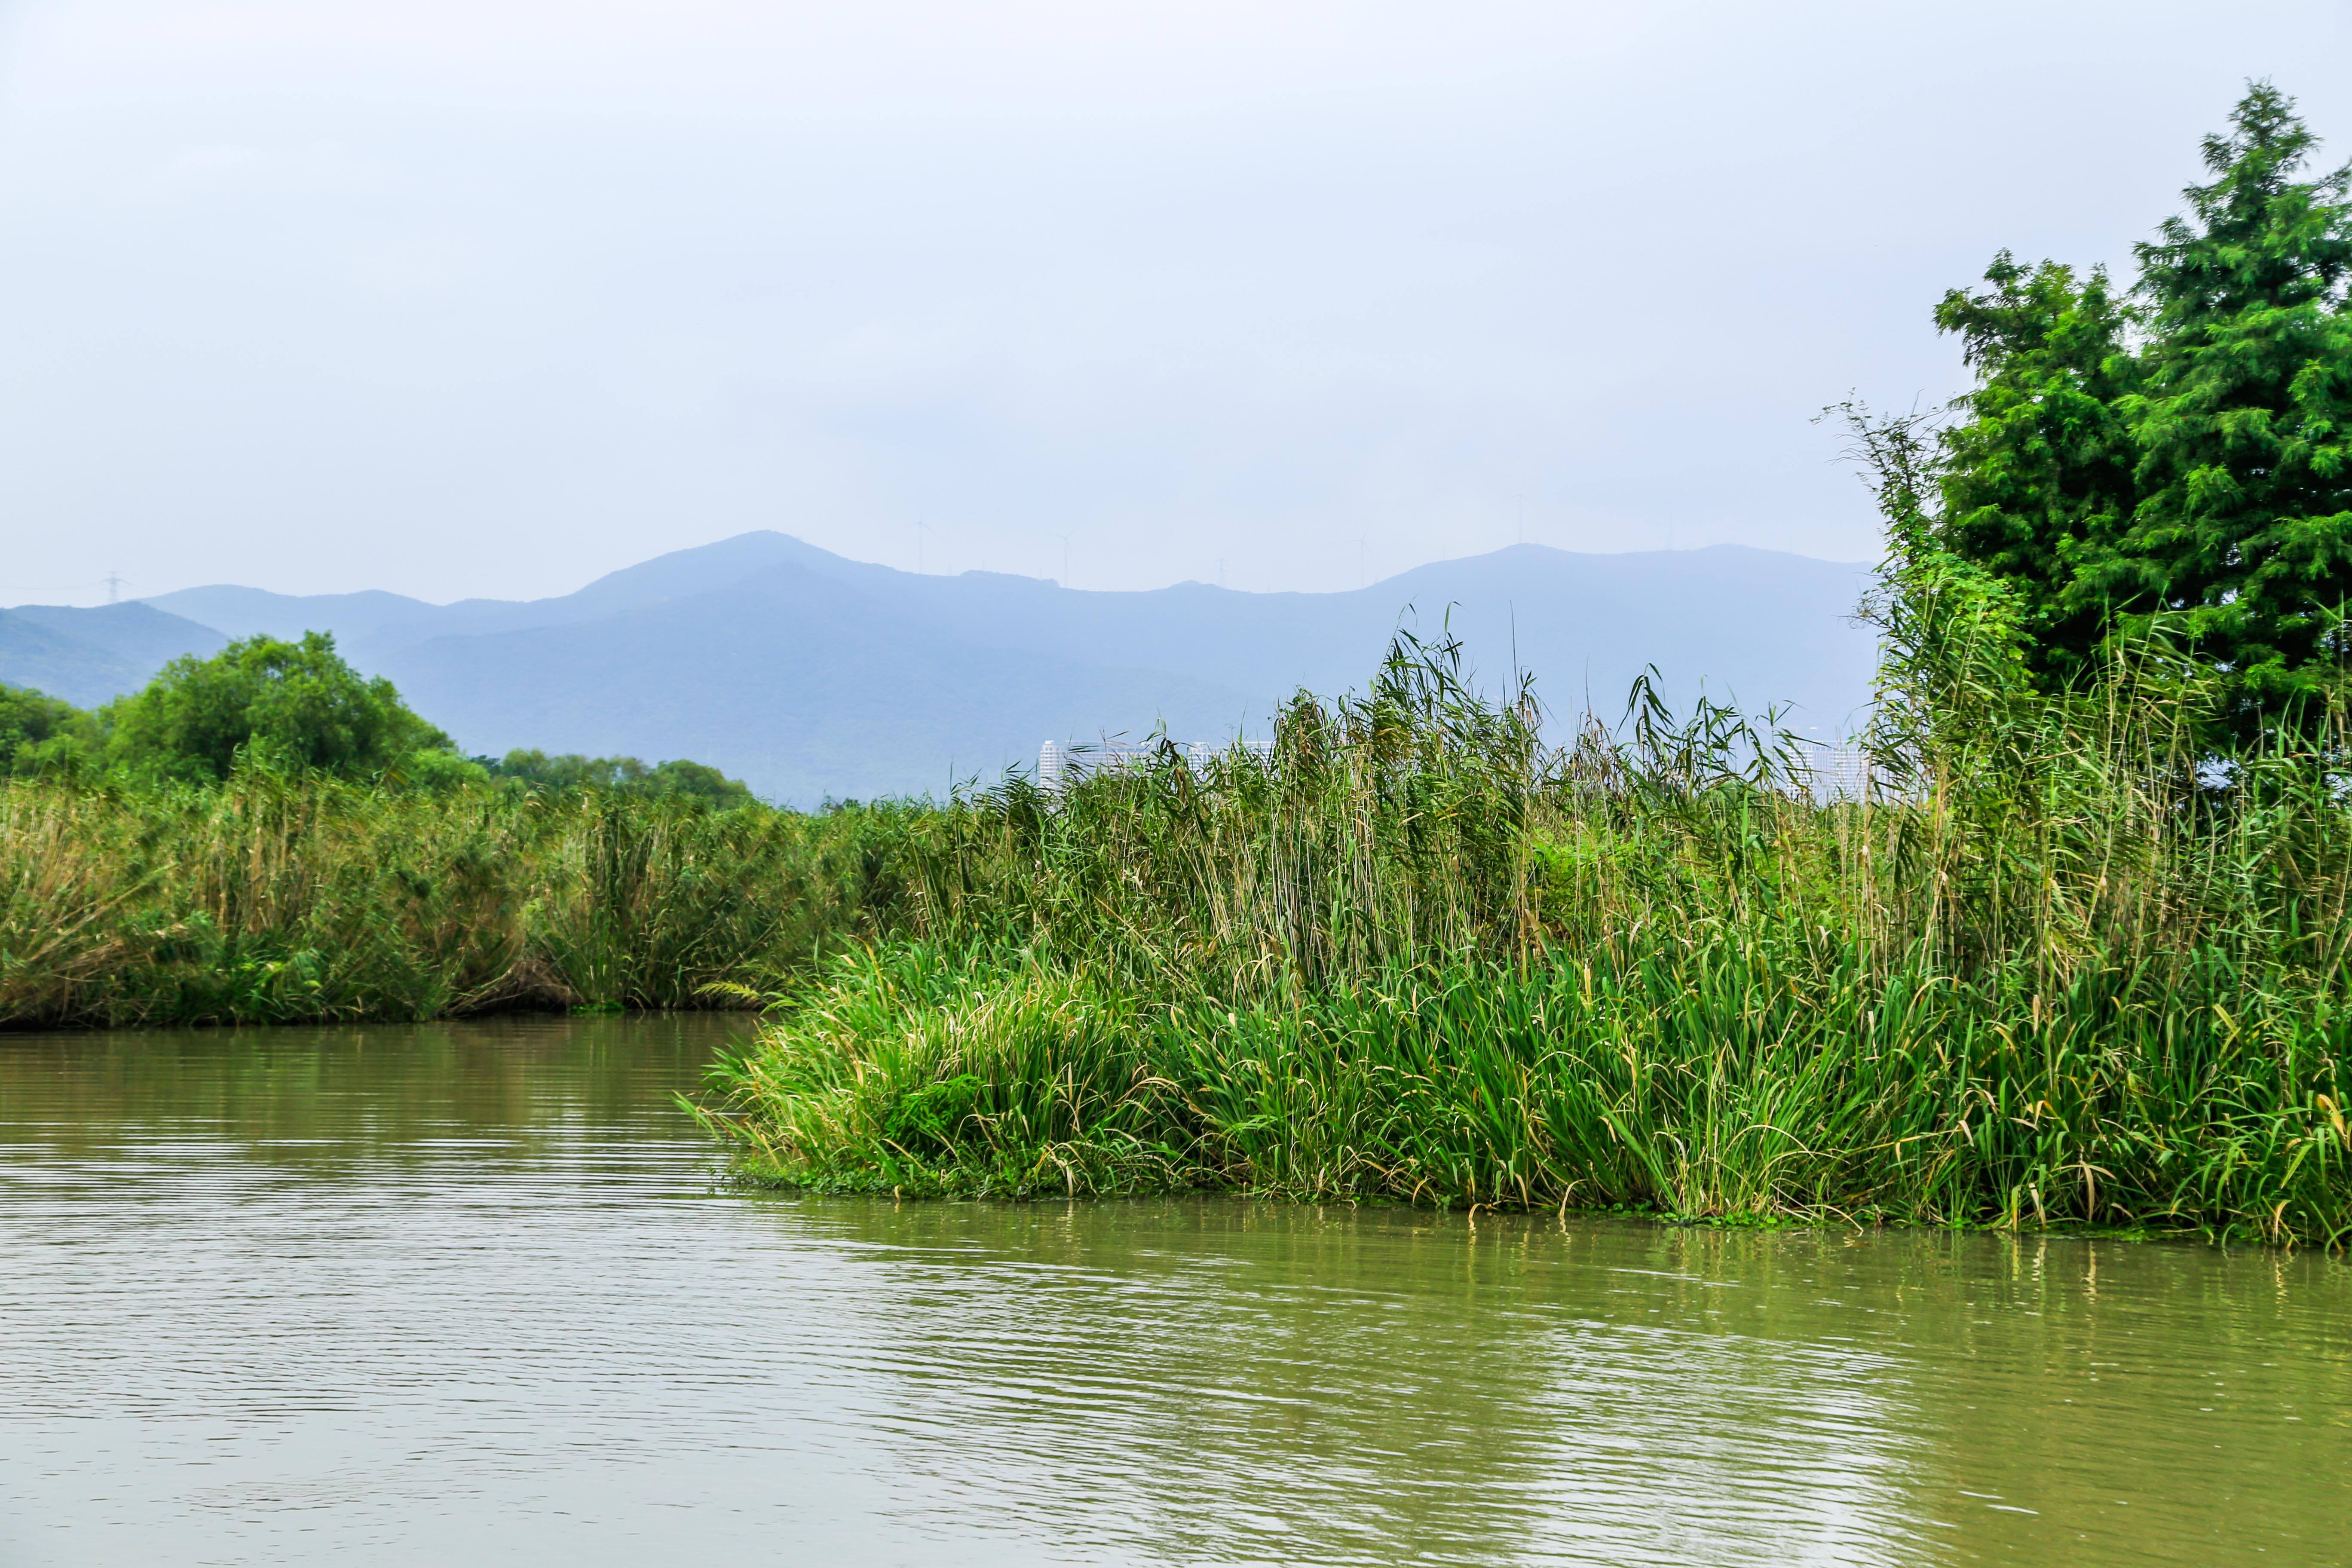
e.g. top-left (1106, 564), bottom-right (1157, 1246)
top-left (1, 1017), bottom-right (2346, 1567)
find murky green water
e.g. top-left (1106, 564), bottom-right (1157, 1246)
top-left (1, 1016), bottom-right (2346, 1566)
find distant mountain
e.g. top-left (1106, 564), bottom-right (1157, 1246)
top-left (0, 603), bottom-right (226, 707)
top-left (135, 533), bottom-right (1877, 804)
top-left (138, 585), bottom-right (446, 648)
top-left (142, 533), bottom-right (869, 648)
top-left (383, 563), bottom-right (1258, 805)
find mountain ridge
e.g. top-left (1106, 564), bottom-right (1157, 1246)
top-left (0, 603), bottom-right (227, 708)
top-left (5, 532), bottom-right (1877, 803)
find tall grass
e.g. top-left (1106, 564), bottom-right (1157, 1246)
top-left (0, 775), bottom-right (917, 1026)
top-left (708, 634), bottom-right (2352, 1245)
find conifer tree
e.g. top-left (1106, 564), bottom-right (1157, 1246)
top-left (1929, 83), bottom-right (2352, 740)
top-left (2107, 83), bottom-right (2352, 736)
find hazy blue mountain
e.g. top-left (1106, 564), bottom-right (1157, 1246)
top-left (851, 543), bottom-right (1875, 733)
top-left (139, 585), bottom-right (443, 648)
top-left (0, 612), bottom-right (138, 706)
top-left (142, 533), bottom-right (866, 655)
top-left (0, 603), bottom-right (226, 707)
top-left (383, 562), bottom-right (1258, 804)
top-left (140, 533), bottom-right (1878, 803)
top-left (6, 602), bottom-right (229, 673)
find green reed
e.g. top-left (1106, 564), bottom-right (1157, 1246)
top-left (0, 775), bottom-right (918, 1026)
top-left (708, 635), bottom-right (2352, 1245)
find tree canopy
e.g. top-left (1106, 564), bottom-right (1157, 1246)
top-left (102, 632), bottom-right (451, 783)
top-left (1932, 83), bottom-right (2352, 739)
top-left (3, 640), bottom-right (760, 802)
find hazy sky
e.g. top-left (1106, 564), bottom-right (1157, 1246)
top-left (3, 1), bottom-right (2347, 606)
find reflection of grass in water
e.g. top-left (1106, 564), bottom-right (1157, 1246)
top-left (819, 1204), bottom-right (1929, 1564)
top-left (710, 634), bottom-right (2352, 1246)
top-left (0, 1014), bottom-right (745, 1164)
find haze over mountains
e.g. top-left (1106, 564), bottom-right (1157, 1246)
top-left (4, 533), bottom-right (1877, 803)
top-left (0, 603), bottom-right (229, 709)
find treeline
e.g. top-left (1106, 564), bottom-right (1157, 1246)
top-left (702, 85), bottom-right (2352, 1245)
top-left (0, 631), bottom-right (753, 805)
top-left (478, 749), bottom-right (753, 806)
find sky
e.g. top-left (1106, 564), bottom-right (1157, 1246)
top-left (2, 1), bottom-right (2348, 607)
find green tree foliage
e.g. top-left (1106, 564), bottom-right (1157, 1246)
top-left (1933, 256), bottom-right (2138, 683)
top-left (1933, 83), bottom-right (2352, 738)
top-left (0, 683), bottom-right (91, 776)
top-left (2115, 83), bottom-right (2352, 733)
top-left (5, 642), bottom-right (756, 800)
top-left (482, 748), bottom-right (756, 806)
top-left (104, 632), bottom-right (452, 783)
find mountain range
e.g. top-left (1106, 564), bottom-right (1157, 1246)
top-left (3, 533), bottom-right (1878, 803)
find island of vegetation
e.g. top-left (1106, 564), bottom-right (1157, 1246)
top-left (4, 86), bottom-right (2348, 1244)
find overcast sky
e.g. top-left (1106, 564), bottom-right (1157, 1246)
top-left (2, 1), bottom-right (2347, 606)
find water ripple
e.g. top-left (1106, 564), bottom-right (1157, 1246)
top-left (2, 1017), bottom-right (2347, 1566)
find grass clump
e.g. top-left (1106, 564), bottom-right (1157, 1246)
top-left (714, 943), bottom-right (1190, 1196)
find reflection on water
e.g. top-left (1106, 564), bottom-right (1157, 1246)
top-left (1, 1017), bottom-right (2346, 1566)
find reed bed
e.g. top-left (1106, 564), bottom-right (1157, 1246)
top-left (709, 637), bottom-right (2352, 1245)
top-left (0, 776), bottom-right (916, 1026)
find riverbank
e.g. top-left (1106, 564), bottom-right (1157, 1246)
top-left (705, 641), bottom-right (2352, 1246)
top-left (714, 940), bottom-right (2350, 1242)
top-left (13, 638), bottom-right (2351, 1243)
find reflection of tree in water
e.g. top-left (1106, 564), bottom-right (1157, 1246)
top-left (756, 1207), bottom-right (2352, 1566)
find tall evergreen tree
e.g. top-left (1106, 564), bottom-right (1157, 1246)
top-left (2106, 83), bottom-right (2352, 736)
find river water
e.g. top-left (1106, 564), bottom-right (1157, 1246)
top-left (1, 1014), bottom-right (2346, 1566)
